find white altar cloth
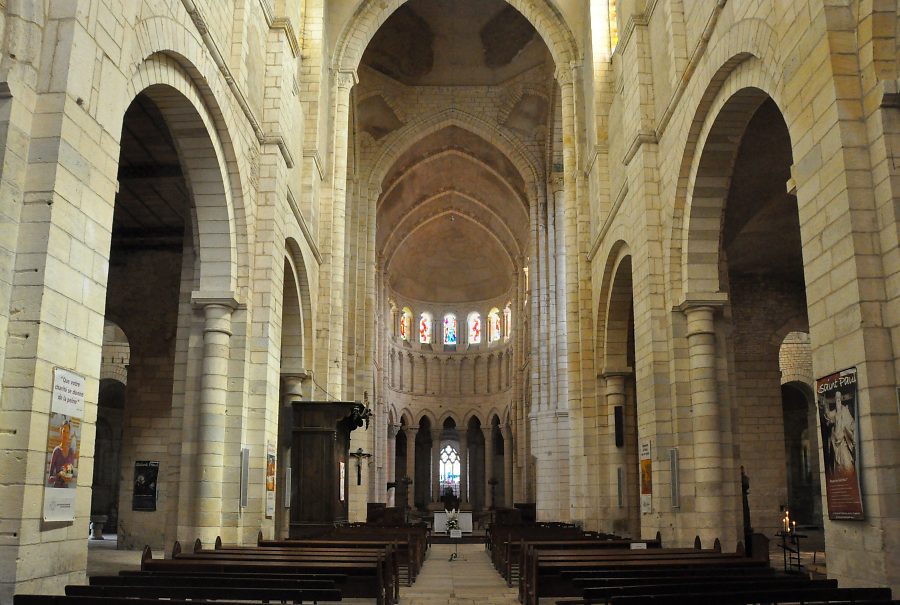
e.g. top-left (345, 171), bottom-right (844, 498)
top-left (433, 511), bottom-right (473, 533)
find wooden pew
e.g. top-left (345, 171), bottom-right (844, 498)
top-left (522, 548), bottom-right (769, 605)
top-left (143, 545), bottom-right (388, 605)
top-left (607, 586), bottom-right (895, 604)
top-left (17, 598), bottom-right (334, 605)
top-left (65, 583), bottom-right (341, 602)
top-left (258, 532), bottom-right (421, 584)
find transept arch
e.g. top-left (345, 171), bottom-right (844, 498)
top-left (335, 0), bottom-right (579, 80)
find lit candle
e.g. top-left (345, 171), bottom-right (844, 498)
top-left (792, 521), bottom-right (796, 534)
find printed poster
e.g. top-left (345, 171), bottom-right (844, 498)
top-left (43, 368), bottom-right (86, 522)
top-left (132, 461), bottom-right (159, 511)
top-left (265, 442), bottom-right (276, 518)
top-left (339, 461), bottom-right (346, 502)
top-left (639, 440), bottom-right (652, 514)
top-left (816, 367), bottom-right (864, 520)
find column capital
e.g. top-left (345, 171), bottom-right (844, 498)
top-left (387, 423), bottom-right (401, 438)
top-left (601, 367), bottom-right (633, 379)
top-left (676, 292), bottom-right (728, 314)
top-left (430, 428), bottom-right (442, 440)
top-left (404, 425), bottom-right (418, 436)
top-left (281, 372), bottom-right (310, 395)
top-left (334, 68), bottom-right (359, 89)
top-left (481, 425), bottom-right (494, 438)
top-left (191, 291), bottom-right (241, 310)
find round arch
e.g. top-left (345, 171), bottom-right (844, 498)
top-left (123, 54), bottom-right (242, 295)
top-left (335, 0), bottom-right (579, 83)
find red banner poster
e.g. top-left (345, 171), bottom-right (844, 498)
top-left (816, 367), bottom-right (864, 520)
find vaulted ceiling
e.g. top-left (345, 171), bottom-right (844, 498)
top-left (364, 0), bottom-right (551, 305)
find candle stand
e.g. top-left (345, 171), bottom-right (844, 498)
top-left (776, 530), bottom-right (806, 574)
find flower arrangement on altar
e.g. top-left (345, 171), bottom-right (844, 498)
top-left (444, 508), bottom-right (460, 531)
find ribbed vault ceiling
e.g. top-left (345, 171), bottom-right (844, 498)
top-left (367, 0), bottom-right (549, 305)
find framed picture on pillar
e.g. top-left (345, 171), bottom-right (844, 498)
top-left (816, 367), bottom-right (864, 520)
top-left (265, 441), bottom-right (276, 518)
top-left (639, 440), bottom-right (652, 514)
top-left (132, 461), bottom-right (159, 512)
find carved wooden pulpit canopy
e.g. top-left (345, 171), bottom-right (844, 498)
top-left (289, 400), bottom-right (368, 537)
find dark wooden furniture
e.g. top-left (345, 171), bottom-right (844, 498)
top-left (289, 400), bottom-right (364, 537)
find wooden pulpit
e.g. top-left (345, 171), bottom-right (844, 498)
top-left (289, 401), bottom-right (366, 537)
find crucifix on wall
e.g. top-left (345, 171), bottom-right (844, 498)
top-left (349, 447), bottom-right (372, 485)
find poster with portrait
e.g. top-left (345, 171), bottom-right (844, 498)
top-left (132, 461), bottom-right (159, 511)
top-left (816, 367), bottom-right (864, 520)
top-left (265, 442), bottom-right (276, 518)
top-left (43, 368), bottom-right (86, 522)
top-left (639, 440), bottom-right (652, 514)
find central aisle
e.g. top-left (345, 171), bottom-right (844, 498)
top-left (398, 543), bottom-right (521, 605)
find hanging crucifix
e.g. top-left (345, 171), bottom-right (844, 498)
top-left (349, 447), bottom-right (372, 485)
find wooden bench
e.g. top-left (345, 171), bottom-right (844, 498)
top-left (191, 537), bottom-right (398, 596)
top-left (606, 586), bottom-right (895, 604)
top-left (144, 544), bottom-right (388, 605)
top-left (522, 548), bottom-right (769, 605)
top-left (257, 533), bottom-right (420, 585)
top-left (16, 597), bottom-right (334, 605)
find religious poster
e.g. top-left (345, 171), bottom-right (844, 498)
top-left (816, 367), bottom-right (863, 520)
top-left (43, 368), bottom-right (86, 522)
top-left (639, 440), bottom-right (652, 514)
top-left (132, 461), bottom-right (159, 511)
top-left (339, 461), bottom-right (346, 501)
top-left (265, 442), bottom-right (276, 518)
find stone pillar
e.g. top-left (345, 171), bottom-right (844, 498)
top-left (318, 69), bottom-right (358, 398)
top-left (502, 424), bottom-right (514, 507)
top-left (679, 297), bottom-right (728, 542)
top-left (404, 426), bottom-right (418, 508)
top-left (483, 426), bottom-right (495, 509)
top-left (191, 294), bottom-right (238, 543)
top-left (431, 428), bottom-right (442, 502)
top-left (387, 424), bottom-right (399, 507)
top-left (604, 369), bottom-right (630, 527)
top-left (278, 373), bottom-right (307, 537)
top-left (459, 432), bottom-right (469, 503)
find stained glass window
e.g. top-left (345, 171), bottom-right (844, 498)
top-left (503, 304), bottom-right (512, 340)
top-left (443, 314), bottom-right (457, 345)
top-left (399, 308), bottom-right (412, 341)
top-left (468, 312), bottom-right (481, 344)
top-left (488, 308), bottom-right (501, 342)
top-left (439, 445), bottom-right (460, 497)
top-left (419, 313), bottom-right (432, 344)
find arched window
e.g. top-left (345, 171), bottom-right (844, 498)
top-left (608, 0), bottom-right (619, 51)
top-left (439, 444), bottom-right (460, 496)
top-left (468, 312), bottom-right (482, 344)
top-left (503, 304), bottom-right (512, 340)
top-left (419, 312), bottom-right (433, 344)
top-left (443, 313), bottom-right (457, 345)
top-left (399, 307), bottom-right (412, 341)
top-left (488, 308), bottom-right (501, 342)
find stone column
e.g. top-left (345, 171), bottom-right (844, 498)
top-left (431, 428), bottom-right (442, 502)
top-left (313, 70), bottom-right (358, 398)
top-left (404, 426), bottom-right (418, 509)
top-left (502, 424), bottom-right (514, 507)
top-left (604, 369), bottom-right (630, 525)
top-left (278, 373), bottom-right (307, 537)
top-left (679, 297), bottom-right (728, 541)
top-left (191, 294), bottom-right (238, 543)
top-left (459, 432), bottom-right (469, 503)
top-left (387, 424), bottom-right (400, 507)
top-left (483, 426), bottom-right (495, 509)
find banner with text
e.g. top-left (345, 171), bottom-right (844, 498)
top-left (816, 367), bottom-right (864, 520)
top-left (43, 368), bottom-right (86, 522)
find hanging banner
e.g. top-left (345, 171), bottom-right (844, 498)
top-left (265, 442), bottom-right (276, 518)
top-left (816, 367), bottom-right (864, 520)
top-left (43, 368), bottom-right (86, 522)
top-left (132, 461), bottom-right (159, 511)
top-left (639, 440), bottom-right (652, 514)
